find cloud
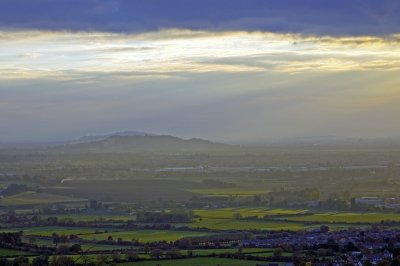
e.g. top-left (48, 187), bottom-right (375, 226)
top-left (1, 29), bottom-right (400, 82)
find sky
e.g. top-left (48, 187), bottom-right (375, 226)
top-left (1, 0), bottom-right (400, 143)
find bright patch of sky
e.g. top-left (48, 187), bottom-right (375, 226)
top-left (1, 30), bottom-right (400, 81)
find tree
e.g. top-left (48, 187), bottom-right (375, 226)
top-left (52, 232), bottom-right (60, 246)
top-left (342, 190), bottom-right (351, 200)
top-left (391, 257), bottom-right (400, 266)
top-left (149, 249), bottom-right (163, 259)
top-left (28, 237), bottom-right (37, 245)
top-left (57, 244), bottom-right (70, 255)
top-left (59, 234), bottom-right (69, 244)
top-left (187, 249), bottom-right (193, 257)
top-left (12, 256), bottom-right (29, 266)
top-left (50, 255), bottom-right (75, 266)
top-left (111, 252), bottom-right (121, 263)
top-left (233, 212), bottom-right (242, 220)
top-left (96, 254), bottom-right (109, 266)
top-left (273, 247), bottom-right (283, 256)
top-left (253, 195), bottom-right (262, 205)
top-left (126, 251), bottom-right (139, 262)
top-left (344, 241), bottom-right (357, 252)
top-left (178, 238), bottom-right (192, 249)
top-left (364, 260), bottom-right (373, 266)
top-left (0, 258), bottom-right (10, 266)
top-left (301, 188), bottom-right (321, 201)
top-left (377, 260), bottom-right (391, 266)
top-left (320, 225), bottom-right (329, 233)
top-left (144, 245), bottom-right (150, 254)
top-left (238, 246), bottom-right (243, 254)
top-left (69, 244), bottom-right (82, 253)
top-left (165, 248), bottom-right (181, 258)
top-left (32, 255), bottom-right (49, 266)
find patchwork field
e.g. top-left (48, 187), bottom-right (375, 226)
top-left (194, 208), bottom-right (307, 219)
top-left (189, 217), bottom-right (308, 231)
top-left (4, 226), bottom-right (115, 237)
top-left (42, 214), bottom-right (135, 222)
top-left (188, 208), bottom-right (309, 230)
top-left (79, 229), bottom-right (213, 242)
top-left (45, 179), bottom-right (203, 202)
top-left (0, 191), bottom-right (87, 206)
top-left (285, 212), bottom-right (400, 223)
top-left (5, 226), bottom-right (213, 243)
top-left (187, 248), bottom-right (274, 255)
top-left (0, 248), bottom-right (34, 257)
top-left (21, 237), bottom-right (128, 252)
top-left (119, 257), bottom-right (280, 266)
top-left (188, 188), bottom-right (268, 197)
top-left (184, 208), bottom-right (400, 230)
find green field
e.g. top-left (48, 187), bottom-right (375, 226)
top-left (189, 217), bottom-right (308, 230)
top-left (190, 208), bottom-right (400, 230)
top-left (195, 208), bottom-right (307, 219)
top-left (189, 208), bottom-right (309, 230)
top-left (5, 226), bottom-right (114, 237)
top-left (0, 191), bottom-right (87, 206)
top-left (43, 214), bottom-right (135, 222)
top-left (188, 248), bottom-right (273, 256)
top-left (21, 237), bottom-right (128, 251)
top-left (286, 212), bottom-right (400, 223)
top-left (8, 227), bottom-right (211, 243)
top-left (0, 248), bottom-right (34, 257)
top-left (79, 229), bottom-right (213, 243)
top-left (119, 257), bottom-right (281, 266)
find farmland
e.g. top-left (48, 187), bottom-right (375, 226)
top-left (119, 258), bottom-right (277, 266)
top-left (187, 208), bottom-right (389, 230)
top-left (0, 191), bottom-right (87, 207)
top-left (286, 212), bottom-right (400, 223)
top-left (0, 248), bottom-right (33, 257)
top-left (1, 144), bottom-right (400, 265)
top-left (79, 230), bottom-right (213, 243)
top-left (194, 208), bottom-right (307, 219)
top-left (3, 226), bottom-right (115, 237)
top-left (189, 216), bottom-right (308, 231)
top-left (4, 227), bottom-right (214, 243)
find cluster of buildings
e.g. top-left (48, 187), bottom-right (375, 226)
top-left (354, 197), bottom-right (400, 210)
top-left (242, 228), bottom-right (400, 265)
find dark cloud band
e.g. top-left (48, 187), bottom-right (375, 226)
top-left (0, 0), bottom-right (399, 35)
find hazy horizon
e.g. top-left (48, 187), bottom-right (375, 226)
top-left (2, 129), bottom-right (400, 147)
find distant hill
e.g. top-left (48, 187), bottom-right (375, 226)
top-left (52, 135), bottom-right (236, 153)
top-left (70, 130), bottom-right (157, 144)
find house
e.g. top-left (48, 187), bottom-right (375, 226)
top-left (355, 197), bottom-right (383, 206)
